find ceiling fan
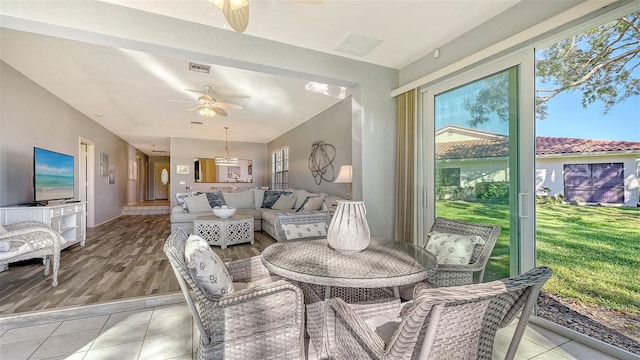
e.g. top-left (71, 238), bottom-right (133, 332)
top-left (171, 85), bottom-right (243, 117)
top-left (208, 0), bottom-right (322, 33)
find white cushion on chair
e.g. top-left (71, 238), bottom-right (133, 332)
top-left (233, 275), bottom-right (283, 291)
top-left (184, 234), bottom-right (234, 296)
top-left (365, 315), bottom-right (401, 345)
top-left (425, 231), bottom-right (485, 265)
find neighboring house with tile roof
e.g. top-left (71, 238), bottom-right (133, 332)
top-left (435, 126), bottom-right (640, 207)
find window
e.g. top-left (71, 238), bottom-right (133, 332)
top-left (272, 147), bottom-right (289, 190)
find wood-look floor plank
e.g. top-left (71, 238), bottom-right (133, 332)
top-left (0, 215), bottom-right (275, 316)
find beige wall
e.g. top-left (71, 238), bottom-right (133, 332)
top-left (269, 97), bottom-right (353, 198)
top-left (0, 61), bottom-right (134, 225)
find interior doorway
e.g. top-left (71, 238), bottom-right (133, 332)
top-left (79, 138), bottom-right (95, 227)
top-left (153, 162), bottom-right (170, 200)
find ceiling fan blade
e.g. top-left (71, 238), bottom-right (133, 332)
top-left (214, 102), bottom-right (243, 110)
top-left (187, 105), bottom-right (207, 111)
top-left (222, 0), bottom-right (249, 33)
top-left (212, 107), bottom-right (228, 116)
top-left (169, 99), bottom-right (197, 104)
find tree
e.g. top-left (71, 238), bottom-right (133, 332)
top-left (466, 11), bottom-right (640, 124)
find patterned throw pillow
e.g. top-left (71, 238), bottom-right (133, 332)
top-left (281, 222), bottom-right (327, 240)
top-left (424, 231), bottom-right (485, 265)
top-left (262, 190), bottom-right (292, 208)
top-left (175, 192), bottom-right (192, 212)
top-left (184, 235), bottom-right (234, 296)
top-left (205, 192), bottom-right (226, 208)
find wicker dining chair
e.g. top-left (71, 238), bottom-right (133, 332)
top-left (164, 228), bottom-right (306, 360)
top-left (0, 221), bottom-right (63, 287)
top-left (311, 266), bottom-right (552, 360)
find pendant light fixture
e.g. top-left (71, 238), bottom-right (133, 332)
top-left (215, 127), bottom-right (238, 166)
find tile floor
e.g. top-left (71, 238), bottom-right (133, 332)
top-left (0, 301), bottom-right (624, 360)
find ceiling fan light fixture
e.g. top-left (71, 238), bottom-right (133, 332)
top-left (210, 0), bottom-right (224, 9)
top-left (215, 127), bottom-right (238, 166)
top-left (229, 0), bottom-right (249, 10)
top-left (198, 94), bottom-right (215, 104)
top-left (198, 107), bottom-right (216, 117)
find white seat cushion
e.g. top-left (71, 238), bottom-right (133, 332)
top-left (233, 275), bottom-right (283, 291)
top-left (364, 315), bottom-right (401, 345)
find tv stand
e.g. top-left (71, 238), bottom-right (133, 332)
top-left (0, 203), bottom-right (86, 249)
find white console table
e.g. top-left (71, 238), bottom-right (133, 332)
top-left (0, 202), bottom-right (87, 249)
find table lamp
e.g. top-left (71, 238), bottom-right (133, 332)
top-left (334, 165), bottom-right (352, 200)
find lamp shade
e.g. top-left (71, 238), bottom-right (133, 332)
top-left (334, 165), bottom-right (352, 183)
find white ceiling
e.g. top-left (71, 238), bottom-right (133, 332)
top-left (0, 0), bottom-right (520, 155)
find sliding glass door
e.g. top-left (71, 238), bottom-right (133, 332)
top-left (420, 52), bottom-right (535, 280)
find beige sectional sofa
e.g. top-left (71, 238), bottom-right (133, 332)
top-left (170, 188), bottom-right (342, 241)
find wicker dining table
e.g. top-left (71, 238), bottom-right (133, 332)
top-left (260, 238), bottom-right (438, 300)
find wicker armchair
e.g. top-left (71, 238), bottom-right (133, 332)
top-left (311, 266), bottom-right (552, 360)
top-left (163, 228), bottom-right (306, 360)
top-left (0, 221), bottom-right (63, 287)
top-left (427, 217), bottom-right (500, 286)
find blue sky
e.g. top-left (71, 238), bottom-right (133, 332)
top-left (35, 148), bottom-right (74, 177)
top-left (536, 88), bottom-right (639, 142)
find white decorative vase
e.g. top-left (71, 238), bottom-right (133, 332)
top-left (327, 200), bottom-right (371, 254)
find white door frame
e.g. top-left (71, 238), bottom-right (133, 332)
top-left (79, 138), bottom-right (95, 227)
top-left (418, 49), bottom-right (536, 275)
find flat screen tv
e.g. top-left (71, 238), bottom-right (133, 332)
top-left (34, 147), bottom-right (75, 203)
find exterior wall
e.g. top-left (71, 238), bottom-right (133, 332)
top-left (536, 155), bottom-right (639, 207)
top-left (439, 158), bottom-right (509, 198)
top-left (0, 61), bottom-right (133, 225)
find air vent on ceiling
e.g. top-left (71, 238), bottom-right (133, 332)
top-left (151, 150), bottom-right (167, 153)
top-left (189, 62), bottom-right (211, 73)
top-left (335, 32), bottom-right (382, 57)
top-left (191, 121), bottom-right (204, 125)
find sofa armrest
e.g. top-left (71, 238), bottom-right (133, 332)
top-left (171, 205), bottom-right (185, 214)
top-left (274, 210), bottom-right (330, 242)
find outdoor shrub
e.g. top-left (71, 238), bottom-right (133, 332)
top-left (476, 182), bottom-right (509, 204)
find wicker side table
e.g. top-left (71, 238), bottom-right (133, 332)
top-left (193, 214), bottom-right (254, 249)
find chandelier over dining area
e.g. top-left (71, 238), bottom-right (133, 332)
top-left (215, 126), bottom-right (238, 166)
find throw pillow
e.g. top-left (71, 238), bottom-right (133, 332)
top-left (424, 231), bottom-right (485, 265)
top-left (183, 193), bottom-right (212, 213)
top-left (0, 224), bottom-right (7, 234)
top-left (262, 190), bottom-right (292, 208)
top-left (299, 195), bottom-right (325, 212)
top-left (222, 190), bottom-right (255, 209)
top-left (175, 192), bottom-right (192, 212)
top-left (271, 195), bottom-right (296, 210)
top-left (184, 234), bottom-right (234, 296)
top-left (281, 222), bottom-right (327, 240)
top-left (205, 192), bottom-right (226, 208)
top-left (253, 189), bottom-right (266, 208)
top-left (292, 190), bottom-right (318, 210)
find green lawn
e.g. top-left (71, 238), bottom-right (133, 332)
top-left (437, 201), bottom-right (640, 314)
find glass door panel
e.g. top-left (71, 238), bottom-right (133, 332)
top-left (431, 67), bottom-right (519, 282)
